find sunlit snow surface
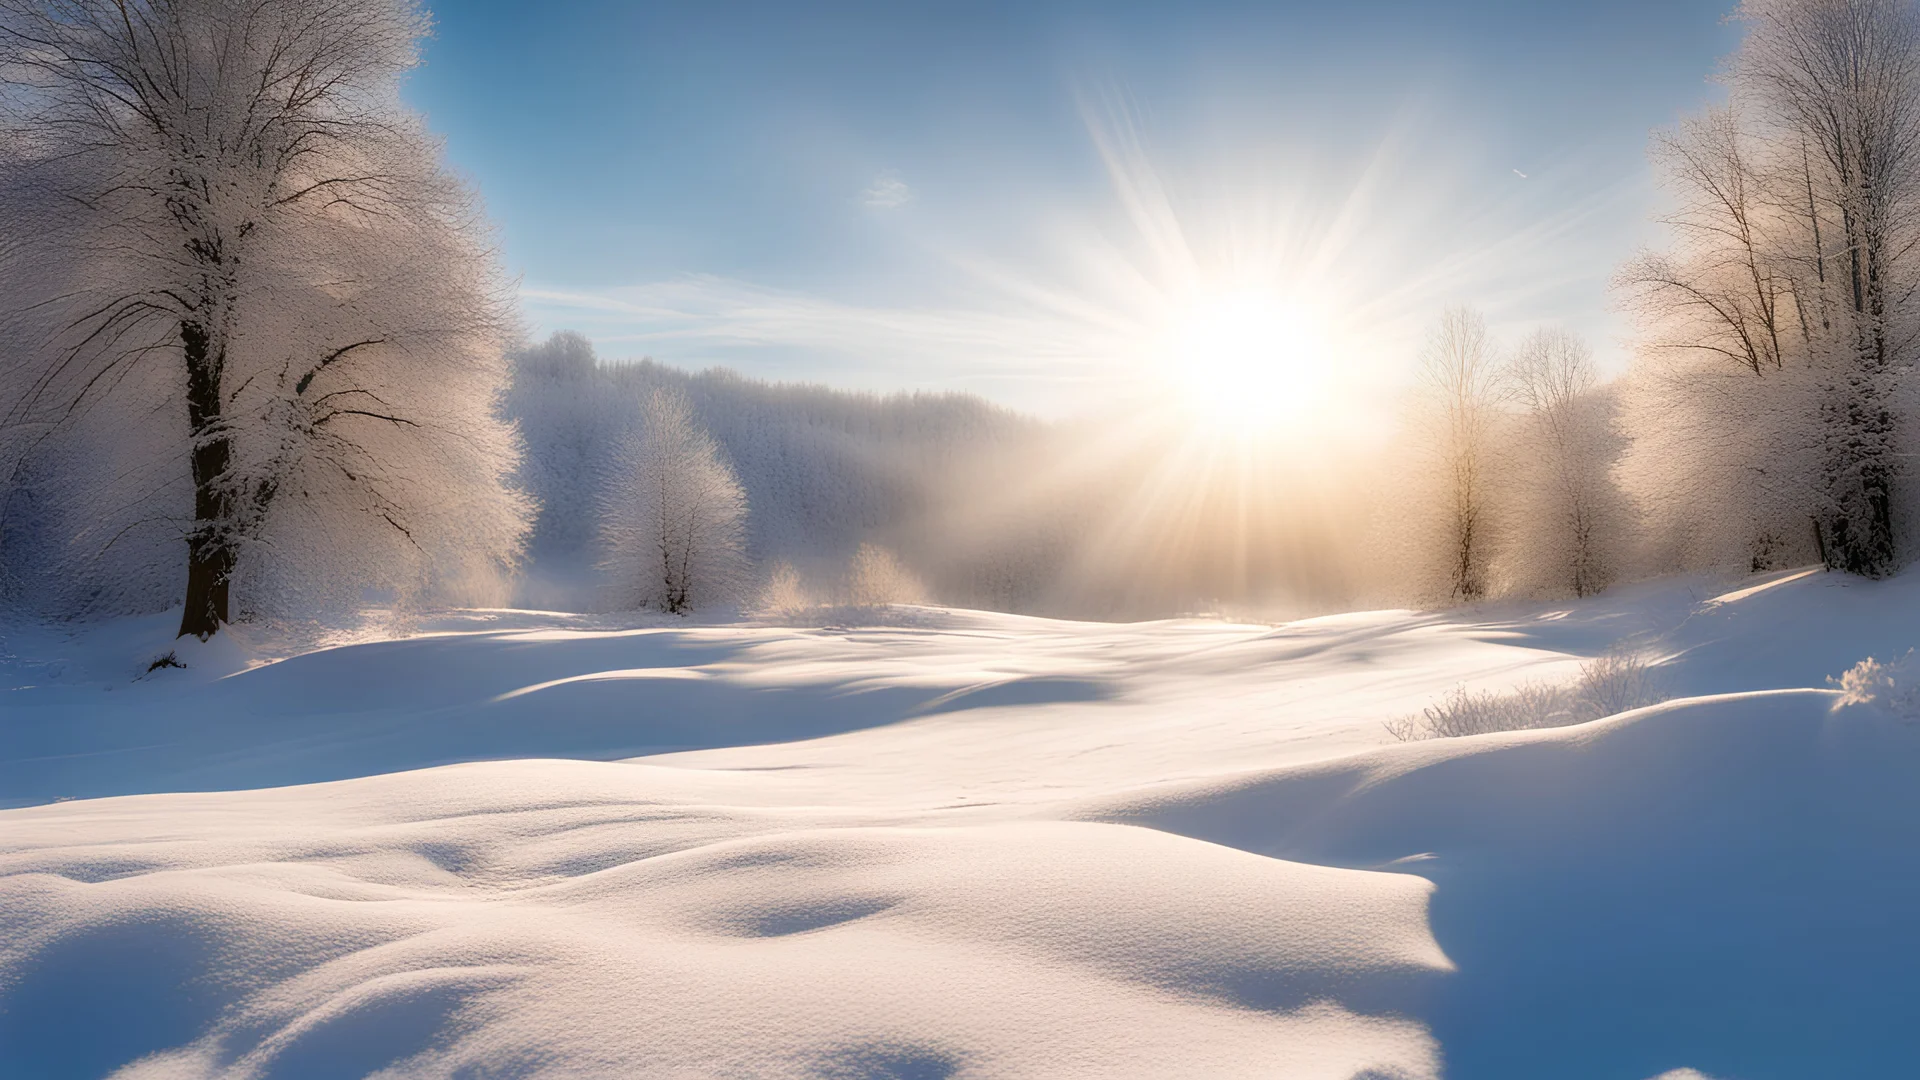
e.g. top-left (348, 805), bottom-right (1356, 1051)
top-left (5, 569), bottom-right (1919, 1079)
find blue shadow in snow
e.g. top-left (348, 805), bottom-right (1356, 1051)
top-left (1, 628), bottom-right (1122, 806)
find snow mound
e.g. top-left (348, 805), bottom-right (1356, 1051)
top-left (2, 768), bottom-right (1443, 1079)
top-left (1081, 689), bottom-right (1920, 1078)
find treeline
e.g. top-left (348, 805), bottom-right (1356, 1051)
top-left (502, 331), bottom-right (1060, 613)
top-left (1394, 0), bottom-right (1920, 604)
top-left (506, 331), bottom-right (1382, 620)
top-left (1383, 313), bottom-right (1632, 607)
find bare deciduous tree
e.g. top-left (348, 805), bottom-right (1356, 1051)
top-left (1417, 306), bottom-right (1504, 602)
top-left (601, 389), bottom-right (748, 615)
top-left (0, 0), bottom-right (528, 635)
top-left (1620, 106), bottom-right (1795, 377)
top-left (1506, 329), bottom-right (1620, 598)
top-left (1616, 100), bottom-right (1817, 573)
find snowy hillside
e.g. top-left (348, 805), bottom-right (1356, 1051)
top-left (4, 566), bottom-right (1919, 1078)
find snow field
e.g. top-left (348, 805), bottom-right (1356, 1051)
top-left (4, 567), bottom-right (1920, 1078)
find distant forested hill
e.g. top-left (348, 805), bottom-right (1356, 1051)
top-left (503, 332), bottom-right (1070, 612)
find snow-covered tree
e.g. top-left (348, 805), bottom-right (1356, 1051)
top-left (1503, 329), bottom-right (1625, 598)
top-left (1620, 0), bottom-right (1920, 577)
top-left (1414, 306), bottom-right (1505, 602)
top-left (1744, 0), bottom-right (1920, 575)
top-left (1616, 101), bottom-right (1817, 572)
top-left (0, 0), bottom-right (527, 636)
top-left (601, 389), bottom-right (748, 614)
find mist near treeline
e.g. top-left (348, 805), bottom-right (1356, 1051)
top-left (503, 327), bottom-right (1602, 623)
top-left (507, 331), bottom-right (1387, 621)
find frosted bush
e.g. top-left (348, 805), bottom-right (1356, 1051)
top-left (1572, 648), bottom-right (1662, 718)
top-left (846, 544), bottom-right (926, 608)
top-left (1386, 683), bottom-right (1572, 741)
top-left (1389, 647), bottom-right (1666, 741)
top-left (1832, 651), bottom-right (1920, 717)
top-left (755, 561), bottom-right (816, 620)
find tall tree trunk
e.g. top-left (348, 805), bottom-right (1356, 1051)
top-left (1453, 506), bottom-right (1482, 602)
top-left (1819, 158), bottom-right (1900, 578)
top-left (179, 319), bottom-right (236, 639)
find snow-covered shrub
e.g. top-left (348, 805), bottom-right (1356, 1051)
top-left (846, 544), bottom-right (926, 608)
top-left (1386, 683), bottom-right (1572, 741)
top-left (1832, 651), bottom-right (1920, 717)
top-left (754, 561), bottom-right (816, 620)
top-left (1572, 648), bottom-right (1663, 718)
top-left (1389, 648), bottom-right (1667, 741)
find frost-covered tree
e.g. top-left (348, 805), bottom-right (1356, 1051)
top-left (1617, 101), bottom-right (1817, 572)
top-left (0, 0), bottom-right (527, 636)
top-left (601, 389), bottom-right (748, 614)
top-left (1504, 329), bottom-right (1624, 598)
top-left (1744, 0), bottom-right (1920, 575)
top-left (1414, 306), bottom-right (1505, 602)
top-left (1621, 0), bottom-right (1920, 577)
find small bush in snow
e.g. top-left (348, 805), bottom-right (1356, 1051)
top-left (845, 544), bottom-right (926, 608)
top-left (1572, 648), bottom-right (1662, 719)
top-left (754, 561), bottom-right (816, 620)
top-left (1832, 652), bottom-right (1920, 717)
top-left (1389, 647), bottom-right (1666, 741)
top-left (1386, 683), bottom-right (1570, 741)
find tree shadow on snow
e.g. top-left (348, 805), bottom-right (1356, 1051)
top-left (2, 627), bottom-right (1123, 805)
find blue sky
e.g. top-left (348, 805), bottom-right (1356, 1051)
top-left (406, 0), bottom-right (1741, 415)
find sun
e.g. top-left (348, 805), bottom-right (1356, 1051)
top-left (1158, 287), bottom-right (1337, 432)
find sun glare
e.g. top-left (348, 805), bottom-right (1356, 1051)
top-left (1160, 287), bottom-right (1337, 432)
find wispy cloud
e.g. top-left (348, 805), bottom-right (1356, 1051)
top-left (861, 169), bottom-right (914, 209)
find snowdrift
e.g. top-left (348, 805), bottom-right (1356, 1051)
top-left (1084, 689), bottom-right (1920, 1079)
top-left (4, 567), bottom-right (1920, 1078)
